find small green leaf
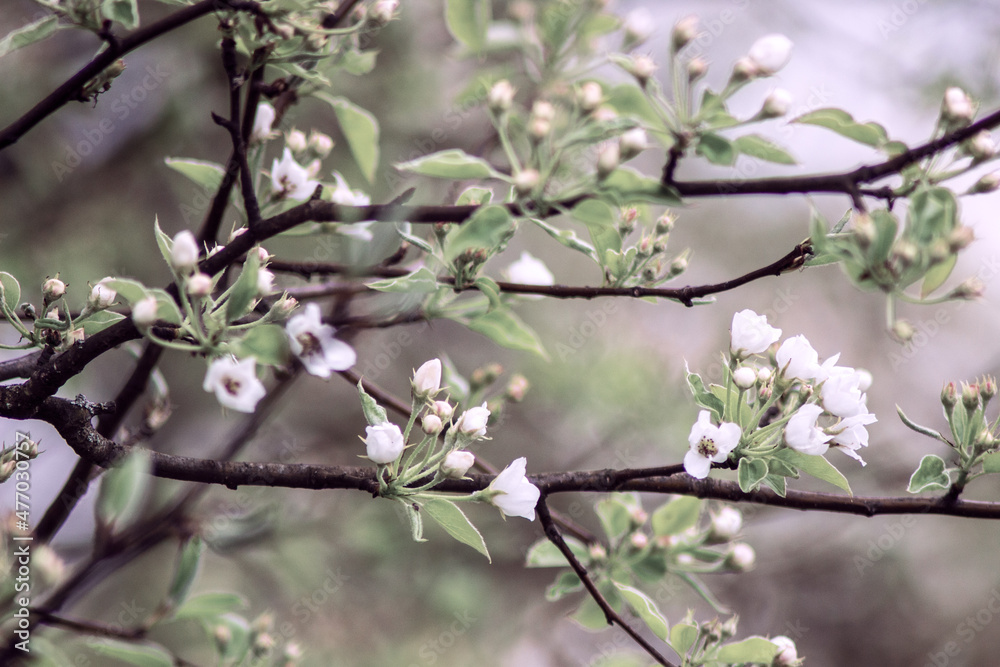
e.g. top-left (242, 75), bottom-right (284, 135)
top-left (908, 186), bottom-right (958, 245)
top-left (101, 0), bottom-right (140, 29)
top-left (102, 278), bottom-right (150, 305)
top-left (0, 15), bottom-right (62, 59)
top-left (402, 499), bottom-right (425, 542)
top-left (444, 205), bottom-right (514, 263)
top-left (85, 640), bottom-right (171, 667)
top-left (525, 537), bottom-right (588, 567)
top-left (445, 0), bottom-right (490, 51)
top-left (896, 405), bottom-right (949, 443)
top-left (528, 217), bottom-right (597, 260)
top-left (921, 252), bottom-right (957, 298)
top-left (685, 366), bottom-right (725, 421)
top-left (315, 94), bottom-right (380, 182)
top-left (395, 149), bottom-right (502, 180)
top-left (794, 108), bottom-right (888, 147)
top-left (79, 311), bottom-right (126, 336)
top-left (982, 452), bottom-right (1000, 474)
top-left (572, 199), bottom-right (621, 260)
top-left (737, 458), bottom-right (768, 492)
top-left (395, 223), bottom-right (435, 253)
top-left (165, 537), bottom-right (203, 613)
top-left (173, 593), bottom-right (247, 620)
top-left (695, 132), bottom-right (736, 166)
top-left (595, 496), bottom-right (633, 542)
top-left (165, 158), bottom-right (225, 192)
top-left (357, 379), bottom-right (388, 425)
top-left (714, 636), bottom-right (780, 664)
top-left (651, 496), bottom-right (701, 537)
top-left (545, 571), bottom-right (583, 600)
top-left (733, 134), bottom-right (796, 164)
top-left (464, 308), bottom-right (548, 358)
top-left (670, 623), bottom-right (699, 655)
top-left (96, 449), bottom-right (152, 531)
top-left (603, 83), bottom-right (663, 127)
top-left (0, 271), bottom-right (22, 314)
top-left (908, 454), bottom-right (951, 493)
top-left (421, 497), bottom-right (490, 561)
top-left (225, 252), bottom-right (260, 323)
top-left (612, 582), bottom-right (669, 641)
top-left (233, 325), bottom-right (290, 367)
top-left (474, 276), bottom-right (502, 310)
top-left (599, 167), bottom-right (682, 205)
top-left (774, 449), bottom-right (852, 495)
top-left (341, 49), bottom-right (377, 75)
top-left (367, 267), bottom-right (441, 293)
top-left (456, 187), bottom-right (493, 206)
top-left (571, 595), bottom-right (610, 630)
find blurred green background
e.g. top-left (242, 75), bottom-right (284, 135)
top-left (3, 1), bottom-right (1000, 665)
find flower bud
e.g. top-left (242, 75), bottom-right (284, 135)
top-left (421, 413), bottom-right (443, 435)
top-left (455, 402), bottom-right (490, 438)
top-left (671, 15), bottom-right (699, 53)
top-left (687, 57), bottom-right (708, 82)
top-left (968, 171), bottom-right (1000, 194)
top-left (0, 460), bottom-right (15, 483)
top-left (370, 0), bottom-right (399, 25)
top-left (132, 296), bottom-right (159, 328)
top-left (948, 226), bottom-right (975, 252)
top-left (962, 381), bottom-right (981, 410)
top-left (412, 358), bottom-right (442, 398)
top-left (597, 142), bottom-right (620, 179)
top-left (529, 117), bottom-right (551, 140)
top-left (670, 255), bottom-right (688, 275)
top-left (171, 230), bottom-right (200, 273)
top-left (432, 400), bottom-right (454, 420)
top-left (941, 382), bottom-right (958, 410)
top-left (730, 56), bottom-right (758, 82)
top-left (308, 131), bottom-right (334, 157)
top-left (943, 87), bottom-right (974, 124)
top-left (250, 102), bottom-right (276, 144)
top-left (747, 34), bottom-right (793, 75)
top-left (967, 131), bottom-right (995, 161)
top-left (506, 374), bottom-right (529, 402)
top-left (619, 127), bottom-right (649, 160)
top-left (89, 279), bottom-right (117, 309)
top-left (629, 532), bottom-right (649, 550)
top-left (531, 100), bottom-right (556, 123)
top-left (285, 129), bottom-right (307, 153)
top-left (852, 213), bottom-right (875, 247)
top-left (891, 239), bottom-right (919, 267)
top-left (623, 8), bottom-right (654, 48)
top-left (588, 543), bottom-right (607, 561)
top-left (981, 376), bottom-right (997, 401)
top-left (514, 169), bottom-right (540, 195)
top-left (757, 367), bottom-right (773, 383)
top-left (761, 88), bottom-right (792, 118)
top-left (892, 319), bottom-right (914, 342)
top-left (772, 636), bottom-right (799, 666)
top-left (733, 367), bottom-right (757, 389)
top-left (186, 272), bottom-right (213, 297)
top-left (579, 82), bottom-right (603, 112)
top-left (655, 211), bottom-right (676, 235)
top-left (949, 277), bottom-right (985, 300)
top-left (214, 625), bottom-right (232, 650)
top-left (42, 277), bottom-right (66, 305)
top-left (442, 450), bottom-right (475, 478)
top-left (726, 543), bottom-right (756, 571)
top-left (257, 268), bottom-right (275, 296)
top-left (628, 55), bottom-right (657, 86)
top-left (708, 507), bottom-right (743, 542)
top-left (488, 80), bottom-right (515, 113)
top-left (365, 423), bottom-right (405, 464)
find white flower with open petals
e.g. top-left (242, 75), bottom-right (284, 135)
top-left (730, 309), bottom-right (781, 358)
top-left (684, 410), bottom-right (741, 479)
top-left (250, 102), bottom-right (276, 143)
top-left (505, 252), bottom-right (554, 294)
top-left (203, 356), bottom-right (266, 413)
top-left (330, 172), bottom-right (371, 206)
top-left (488, 457), bottom-right (540, 521)
top-left (820, 365), bottom-right (868, 418)
top-left (784, 404), bottom-right (832, 456)
top-left (285, 303), bottom-right (356, 377)
top-left (776, 335), bottom-right (820, 380)
top-left (830, 412), bottom-right (877, 465)
top-left (271, 148), bottom-right (319, 201)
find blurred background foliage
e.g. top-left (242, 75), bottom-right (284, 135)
top-left (3, 0), bottom-right (1000, 665)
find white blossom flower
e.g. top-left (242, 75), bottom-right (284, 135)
top-left (412, 358), bottom-right (442, 397)
top-left (132, 296), bottom-right (158, 327)
top-left (730, 309), bottom-right (781, 357)
top-left (943, 87), bottom-right (974, 123)
top-left (89, 279), bottom-right (117, 309)
top-left (285, 303), bottom-right (356, 377)
top-left (455, 402), bottom-right (490, 438)
top-left (487, 457), bottom-right (540, 521)
top-left (330, 172), bottom-right (370, 206)
top-left (830, 412), bottom-right (877, 465)
top-left (250, 102), bottom-right (276, 143)
top-left (819, 364), bottom-right (868, 418)
top-left (505, 251), bottom-right (554, 290)
top-left (365, 422), bottom-right (405, 464)
top-left (748, 34), bottom-right (793, 74)
top-left (271, 148), bottom-right (320, 201)
top-left (203, 356), bottom-right (267, 413)
top-left (775, 335), bottom-right (820, 380)
top-left (684, 410), bottom-right (741, 479)
top-left (784, 404), bottom-right (832, 456)
top-left (442, 450), bottom-right (475, 478)
top-left (171, 230), bottom-right (200, 272)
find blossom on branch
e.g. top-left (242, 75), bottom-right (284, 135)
top-left (203, 356), bottom-right (267, 413)
top-left (784, 404), bottom-right (831, 456)
top-left (285, 303), bottom-right (356, 378)
top-left (271, 148), bottom-right (319, 200)
top-left (455, 403), bottom-right (491, 439)
top-left (364, 422), bottom-right (405, 464)
top-left (730, 309), bottom-right (781, 358)
top-left (487, 457), bottom-right (540, 521)
top-left (684, 410), bottom-right (741, 479)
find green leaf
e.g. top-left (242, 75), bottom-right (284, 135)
top-left (921, 252), bottom-right (957, 298)
top-left (651, 496), bottom-right (701, 537)
top-left (603, 83), bottom-right (663, 127)
top-left (0, 15), bottom-right (62, 59)
top-left (737, 458), bottom-right (768, 492)
top-left (96, 449), bottom-right (151, 531)
top-left (733, 134), bottom-right (796, 164)
top-left (341, 49), bottom-right (377, 75)
top-left (402, 499), bottom-right (425, 542)
top-left (670, 623), bottom-right (699, 655)
top-left (101, 0), bottom-right (140, 29)
top-left (982, 452), bottom-right (1000, 474)
top-left (233, 325), bottom-right (290, 367)
top-left (444, 205), bottom-right (514, 263)
top-left (78, 311), bottom-right (126, 336)
top-left (357, 379), bottom-right (388, 425)
top-left (165, 158), bottom-right (225, 192)
top-left (173, 593), bottom-right (247, 620)
top-left (612, 582), bottom-right (669, 641)
top-left (102, 278), bottom-right (150, 305)
top-left (464, 308), bottom-right (548, 359)
top-left (545, 570), bottom-right (583, 600)
top-left (794, 108), bottom-right (888, 147)
top-left (85, 640), bottom-right (171, 667)
top-left (774, 449), bottom-right (852, 495)
top-left (908, 186), bottom-right (958, 245)
top-left (525, 537), bottom-right (588, 567)
top-left (0, 271), bottom-right (22, 314)
top-left (225, 251), bottom-right (260, 323)
top-left (395, 223), bottom-right (435, 254)
top-left (571, 199), bottom-right (621, 261)
top-left (367, 267), bottom-right (441, 293)
top-left (474, 276), bottom-right (502, 310)
top-left (165, 537), bottom-right (203, 613)
top-left (896, 405), bottom-right (949, 443)
top-left (695, 132), bottom-right (736, 166)
top-left (599, 167), bottom-right (682, 205)
top-left (908, 454), bottom-right (951, 493)
top-left (685, 367), bottom-right (725, 421)
top-left (315, 94), bottom-right (380, 182)
top-left (445, 0), bottom-right (490, 51)
top-left (572, 595), bottom-right (610, 630)
top-left (396, 149), bottom-right (502, 180)
top-left (715, 636), bottom-right (780, 664)
top-left (456, 186), bottom-right (493, 206)
top-left (595, 496), bottom-right (632, 542)
top-left (421, 497), bottom-right (490, 561)
top-left (528, 217), bottom-right (597, 260)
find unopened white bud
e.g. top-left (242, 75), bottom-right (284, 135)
top-left (488, 80), bottom-right (515, 113)
top-left (629, 55), bottom-right (657, 85)
top-left (747, 34), bottom-right (793, 75)
top-left (579, 82), bottom-right (603, 111)
top-left (967, 131), bottom-right (995, 160)
top-left (687, 57), bottom-right (708, 82)
top-left (308, 131), bottom-right (334, 157)
top-left (442, 450), bottom-right (475, 478)
top-left (421, 413), bottom-right (443, 435)
top-left (89, 279), bottom-right (117, 309)
top-left (943, 87), bottom-right (974, 123)
top-left (132, 296), bottom-right (159, 328)
top-left (186, 272), bottom-right (213, 297)
top-left (597, 142), bottom-right (620, 179)
top-left (42, 278), bottom-right (66, 304)
top-left (733, 367), bottom-right (757, 389)
top-left (514, 169), bottom-right (540, 195)
top-left (671, 15), bottom-right (699, 52)
top-left (623, 8), bottom-right (654, 48)
top-left (432, 400), bottom-right (454, 420)
top-left (761, 88), bottom-right (792, 118)
top-left (727, 543), bottom-right (755, 571)
top-left (285, 129), bottom-right (307, 153)
top-left (619, 127), bottom-right (648, 160)
top-left (257, 269), bottom-right (275, 296)
top-left (629, 532), bottom-right (649, 549)
top-left (171, 231), bottom-right (200, 272)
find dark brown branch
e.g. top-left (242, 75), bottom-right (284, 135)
top-left (537, 499), bottom-right (677, 667)
top-left (214, 37), bottom-right (262, 228)
top-left (0, 0), bottom-right (266, 151)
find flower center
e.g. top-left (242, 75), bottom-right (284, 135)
top-left (223, 377), bottom-right (242, 396)
top-left (697, 436), bottom-right (718, 458)
top-left (296, 332), bottom-right (321, 357)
